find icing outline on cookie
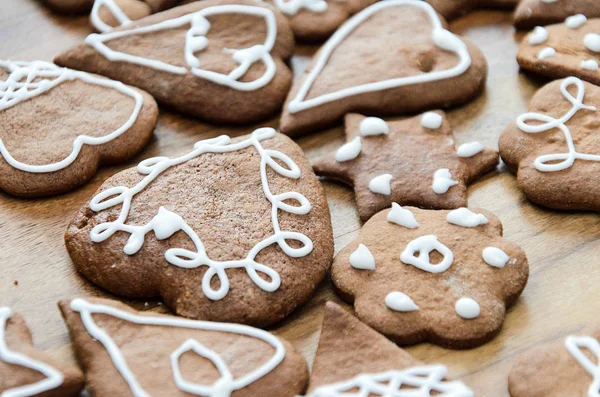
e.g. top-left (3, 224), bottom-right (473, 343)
top-left (0, 307), bottom-right (64, 397)
top-left (287, 0), bottom-right (472, 114)
top-left (70, 299), bottom-right (286, 397)
top-left (565, 335), bottom-right (600, 397)
top-left (273, 0), bottom-right (328, 16)
top-left (306, 365), bottom-right (473, 397)
top-left (516, 76), bottom-right (599, 172)
top-left (85, 5), bottom-right (278, 91)
top-left (91, 0), bottom-right (133, 33)
top-left (0, 60), bottom-right (143, 174)
top-left (88, 128), bottom-right (314, 301)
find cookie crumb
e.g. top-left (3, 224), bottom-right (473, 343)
top-left (12, 280), bottom-right (18, 286)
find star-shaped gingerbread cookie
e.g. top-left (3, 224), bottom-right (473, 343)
top-left (426, 0), bottom-right (518, 21)
top-left (499, 76), bottom-right (600, 211)
top-left (331, 206), bottom-right (529, 349)
top-left (1, 307), bottom-right (84, 397)
top-left (313, 112), bottom-right (499, 221)
top-left (509, 326), bottom-right (600, 396)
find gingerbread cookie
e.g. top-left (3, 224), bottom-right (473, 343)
top-left (279, 0), bottom-right (488, 137)
top-left (90, 0), bottom-right (152, 32)
top-left (41, 0), bottom-right (95, 14)
top-left (59, 297), bottom-right (308, 396)
top-left (313, 112), bottom-right (499, 221)
top-left (0, 60), bottom-right (157, 198)
top-left (514, 0), bottom-right (600, 30)
top-left (1, 307), bottom-right (84, 397)
top-left (65, 128), bottom-right (334, 327)
top-left (509, 327), bottom-right (600, 397)
top-left (518, 17), bottom-right (600, 84)
top-left (305, 302), bottom-right (474, 396)
top-left (426, 0), bottom-right (518, 22)
top-left (55, 0), bottom-right (295, 124)
top-left (499, 77), bottom-right (600, 210)
top-left (331, 206), bottom-right (529, 348)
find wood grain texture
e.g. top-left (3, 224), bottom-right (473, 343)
top-left (1, 1), bottom-right (599, 395)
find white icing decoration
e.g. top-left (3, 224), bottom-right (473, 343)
top-left (91, 0), bottom-right (133, 33)
top-left (432, 168), bottom-right (458, 194)
top-left (565, 335), bottom-right (600, 397)
top-left (387, 203), bottom-right (419, 229)
top-left (455, 298), bottom-right (480, 319)
top-left (0, 60), bottom-right (143, 174)
top-left (537, 47), bottom-right (556, 59)
top-left (88, 128), bottom-right (313, 301)
top-left (286, 0), bottom-right (472, 114)
top-left (335, 136), bottom-right (361, 162)
top-left (385, 291), bottom-right (419, 312)
top-left (482, 247), bottom-right (510, 269)
top-left (307, 365), bottom-right (474, 397)
top-left (456, 141), bottom-right (484, 157)
top-left (349, 244), bottom-right (375, 270)
top-left (400, 235), bottom-right (454, 273)
top-left (359, 117), bottom-right (389, 136)
top-left (541, 0), bottom-right (557, 3)
top-left (581, 60), bottom-right (600, 71)
top-left (273, 0), bottom-right (327, 16)
top-left (585, 33), bottom-right (600, 53)
top-left (420, 112), bottom-right (443, 129)
top-left (528, 26), bottom-right (548, 45)
top-left (0, 307), bottom-right (64, 397)
top-left (517, 77), bottom-right (599, 172)
top-left (369, 174), bottom-right (393, 195)
top-left (86, 5), bottom-right (278, 91)
top-left (565, 14), bottom-right (587, 29)
top-left (70, 299), bottom-right (285, 397)
top-left (446, 208), bottom-right (488, 228)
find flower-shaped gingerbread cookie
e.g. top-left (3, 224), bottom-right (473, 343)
top-left (514, 0), bottom-right (600, 29)
top-left (518, 17), bottom-right (600, 85)
top-left (426, 0), bottom-right (518, 22)
top-left (509, 327), bottom-right (600, 396)
top-left (499, 76), bottom-right (600, 211)
top-left (313, 112), bottom-right (499, 221)
top-left (332, 205), bottom-right (529, 348)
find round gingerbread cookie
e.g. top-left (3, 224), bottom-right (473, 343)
top-left (331, 206), bottom-right (529, 349)
top-left (65, 128), bottom-right (334, 327)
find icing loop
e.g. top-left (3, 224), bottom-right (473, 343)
top-left (517, 76), bottom-right (599, 172)
top-left (70, 299), bottom-right (286, 397)
top-left (400, 235), bottom-right (454, 273)
top-left (86, 5), bottom-right (278, 91)
top-left (0, 307), bottom-right (64, 397)
top-left (307, 365), bottom-right (474, 397)
top-left (565, 335), bottom-right (600, 397)
top-left (287, 0), bottom-right (472, 114)
top-left (91, 0), bottom-right (133, 33)
top-left (89, 128), bottom-right (314, 301)
top-left (0, 60), bottom-right (143, 174)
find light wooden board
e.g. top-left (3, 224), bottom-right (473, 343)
top-left (1, 1), bottom-right (599, 395)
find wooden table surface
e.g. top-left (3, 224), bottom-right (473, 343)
top-left (1, 1), bottom-right (599, 395)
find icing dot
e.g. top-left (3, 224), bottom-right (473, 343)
top-left (369, 174), bottom-right (393, 195)
top-left (432, 168), bottom-right (458, 194)
top-left (581, 60), bottom-right (599, 71)
top-left (455, 298), bottom-right (480, 319)
top-left (360, 117), bottom-right (389, 136)
top-left (335, 137), bottom-right (361, 162)
top-left (421, 112), bottom-right (443, 129)
top-left (387, 203), bottom-right (419, 229)
top-left (584, 33), bottom-right (600, 53)
top-left (482, 247), bottom-right (510, 268)
top-left (565, 14), bottom-right (587, 29)
top-left (446, 208), bottom-right (488, 227)
top-left (537, 47), bottom-right (556, 60)
top-left (528, 26), bottom-right (548, 45)
top-left (456, 142), bottom-right (484, 157)
top-left (385, 291), bottom-right (419, 312)
top-left (349, 244), bottom-right (376, 270)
